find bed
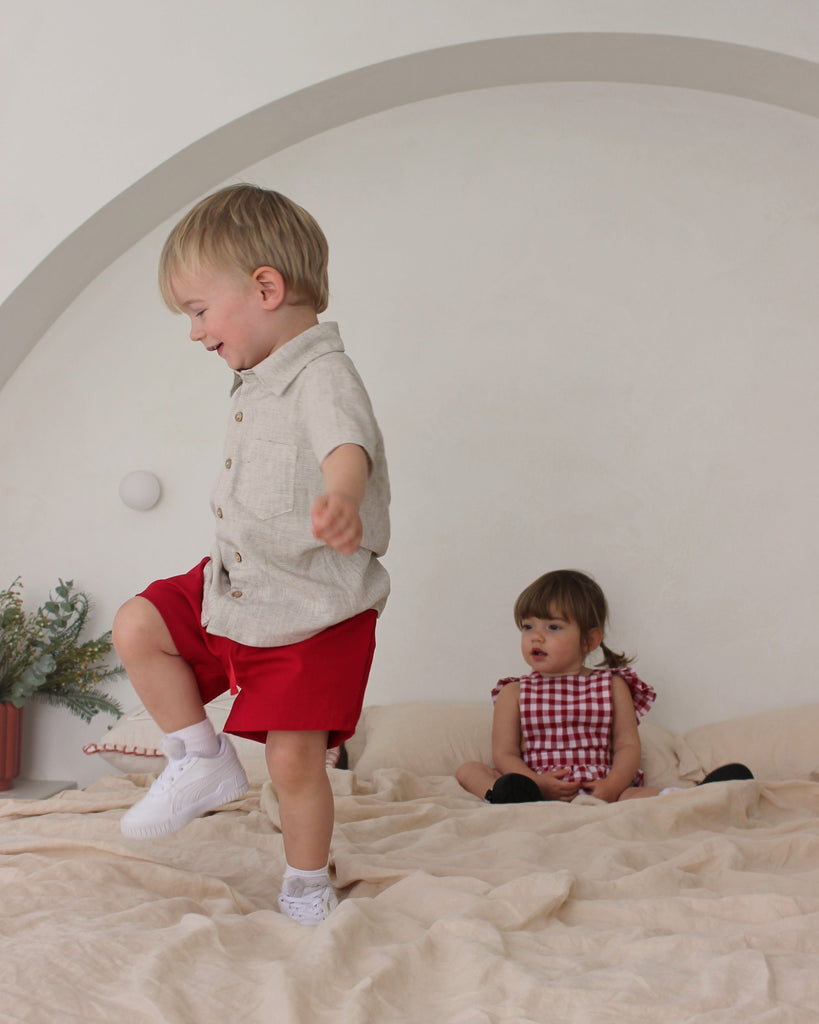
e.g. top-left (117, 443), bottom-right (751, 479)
top-left (2, 698), bottom-right (819, 1022)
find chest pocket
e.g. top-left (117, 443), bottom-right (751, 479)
top-left (233, 440), bottom-right (296, 519)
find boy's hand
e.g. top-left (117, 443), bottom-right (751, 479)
top-left (311, 492), bottom-right (363, 555)
top-left (537, 770), bottom-right (582, 802)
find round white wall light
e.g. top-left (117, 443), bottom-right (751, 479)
top-left (119, 470), bottom-right (162, 511)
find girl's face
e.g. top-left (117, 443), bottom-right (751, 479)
top-left (519, 609), bottom-right (600, 676)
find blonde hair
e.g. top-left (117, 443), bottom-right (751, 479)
top-left (513, 569), bottom-right (633, 669)
top-left (159, 184), bottom-right (329, 313)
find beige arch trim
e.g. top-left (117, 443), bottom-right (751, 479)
top-left (2, 32), bottom-right (818, 388)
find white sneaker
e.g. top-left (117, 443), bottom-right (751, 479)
top-left (278, 884), bottom-right (338, 926)
top-left (121, 733), bottom-right (248, 839)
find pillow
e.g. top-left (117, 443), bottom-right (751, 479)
top-left (674, 702), bottom-right (819, 782)
top-left (84, 694), bottom-right (341, 773)
top-left (638, 719), bottom-right (686, 789)
top-left (346, 701), bottom-right (493, 779)
top-left (346, 701), bottom-right (684, 785)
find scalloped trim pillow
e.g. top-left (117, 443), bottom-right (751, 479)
top-left (84, 695), bottom-right (341, 773)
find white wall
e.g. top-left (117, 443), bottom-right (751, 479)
top-left (4, 76), bottom-right (819, 786)
top-left (4, 0), bottom-right (818, 305)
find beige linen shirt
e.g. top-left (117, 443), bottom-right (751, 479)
top-left (201, 321), bottom-right (390, 647)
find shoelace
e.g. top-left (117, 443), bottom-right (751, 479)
top-left (149, 755), bottom-right (191, 793)
top-left (279, 888), bottom-right (333, 922)
top-left (149, 737), bottom-right (193, 794)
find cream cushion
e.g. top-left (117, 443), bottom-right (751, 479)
top-left (346, 702), bottom-right (493, 779)
top-left (675, 702), bottom-right (819, 782)
top-left (345, 701), bottom-right (683, 788)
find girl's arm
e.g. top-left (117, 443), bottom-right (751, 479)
top-left (312, 443), bottom-right (369, 554)
top-left (586, 674), bottom-right (642, 802)
top-left (492, 683), bottom-right (581, 802)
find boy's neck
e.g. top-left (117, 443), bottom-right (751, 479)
top-left (267, 305), bottom-right (321, 357)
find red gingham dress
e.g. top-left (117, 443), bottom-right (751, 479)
top-left (491, 667), bottom-right (656, 788)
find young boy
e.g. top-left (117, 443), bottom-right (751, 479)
top-left (113, 184), bottom-right (390, 925)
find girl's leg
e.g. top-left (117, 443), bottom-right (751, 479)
top-left (618, 785), bottom-right (662, 800)
top-left (266, 730), bottom-right (335, 870)
top-left (112, 596), bottom-right (206, 732)
top-left (456, 761), bottom-right (501, 799)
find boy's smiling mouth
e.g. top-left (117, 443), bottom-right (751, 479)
top-left (207, 343), bottom-right (224, 354)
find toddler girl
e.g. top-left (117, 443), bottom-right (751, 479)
top-left (457, 569), bottom-right (659, 803)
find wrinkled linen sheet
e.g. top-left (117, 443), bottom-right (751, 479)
top-left (1, 766), bottom-right (818, 1023)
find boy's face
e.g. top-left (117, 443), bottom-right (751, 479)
top-left (173, 268), bottom-right (282, 371)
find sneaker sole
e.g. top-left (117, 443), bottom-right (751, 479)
top-left (121, 773), bottom-right (249, 839)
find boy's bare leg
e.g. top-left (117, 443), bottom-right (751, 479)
top-left (112, 596), bottom-right (206, 732)
top-left (266, 730), bottom-right (334, 870)
top-left (456, 761), bottom-right (501, 799)
top-left (116, 596), bottom-right (248, 840)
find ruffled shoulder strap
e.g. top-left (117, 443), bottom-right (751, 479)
top-left (491, 675), bottom-right (524, 703)
top-left (613, 665), bottom-right (657, 719)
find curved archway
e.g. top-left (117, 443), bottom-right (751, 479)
top-left (2, 31), bottom-right (818, 387)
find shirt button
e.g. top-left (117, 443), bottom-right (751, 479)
top-left (234, 411), bottom-right (243, 422)
top-left (225, 458), bottom-right (232, 469)
top-left (216, 507), bottom-right (223, 518)
top-left (234, 552), bottom-right (242, 563)
top-left (231, 590), bottom-right (243, 599)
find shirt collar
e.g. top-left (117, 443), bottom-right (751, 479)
top-left (230, 322), bottom-right (344, 396)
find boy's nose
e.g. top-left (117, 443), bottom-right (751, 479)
top-left (190, 323), bottom-right (206, 342)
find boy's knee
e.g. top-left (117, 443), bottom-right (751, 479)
top-left (266, 733), bottom-right (327, 790)
top-left (112, 597), bottom-right (163, 657)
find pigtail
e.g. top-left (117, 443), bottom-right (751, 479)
top-left (597, 641), bottom-right (633, 670)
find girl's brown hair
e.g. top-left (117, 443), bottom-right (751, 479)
top-left (159, 183), bottom-right (329, 313)
top-left (513, 569), bottom-right (632, 669)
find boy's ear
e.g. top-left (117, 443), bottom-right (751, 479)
top-left (252, 266), bottom-right (286, 310)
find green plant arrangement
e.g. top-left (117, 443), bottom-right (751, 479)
top-left (0, 577), bottom-right (124, 723)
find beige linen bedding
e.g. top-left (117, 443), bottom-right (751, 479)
top-left (2, 753), bottom-right (818, 1023)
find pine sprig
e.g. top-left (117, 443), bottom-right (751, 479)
top-left (0, 577), bottom-right (124, 721)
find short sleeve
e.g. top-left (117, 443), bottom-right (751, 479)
top-left (491, 676), bottom-right (521, 703)
top-left (301, 354), bottom-right (380, 466)
top-left (617, 667), bottom-right (657, 719)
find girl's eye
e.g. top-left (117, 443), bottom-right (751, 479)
top-left (195, 310), bottom-right (206, 318)
top-left (547, 624), bottom-right (561, 631)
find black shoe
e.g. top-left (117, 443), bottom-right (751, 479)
top-left (698, 763), bottom-right (754, 785)
top-left (485, 773), bottom-right (543, 803)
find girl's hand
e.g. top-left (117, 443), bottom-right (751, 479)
top-left (584, 777), bottom-right (623, 803)
top-left (537, 770), bottom-right (582, 802)
top-left (311, 492), bottom-right (363, 554)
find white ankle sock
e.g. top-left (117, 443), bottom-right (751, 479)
top-left (282, 862), bottom-right (331, 896)
top-left (168, 718), bottom-right (220, 757)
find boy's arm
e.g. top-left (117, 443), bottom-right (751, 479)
top-left (311, 443), bottom-right (369, 554)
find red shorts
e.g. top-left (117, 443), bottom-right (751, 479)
top-left (138, 559), bottom-right (377, 747)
